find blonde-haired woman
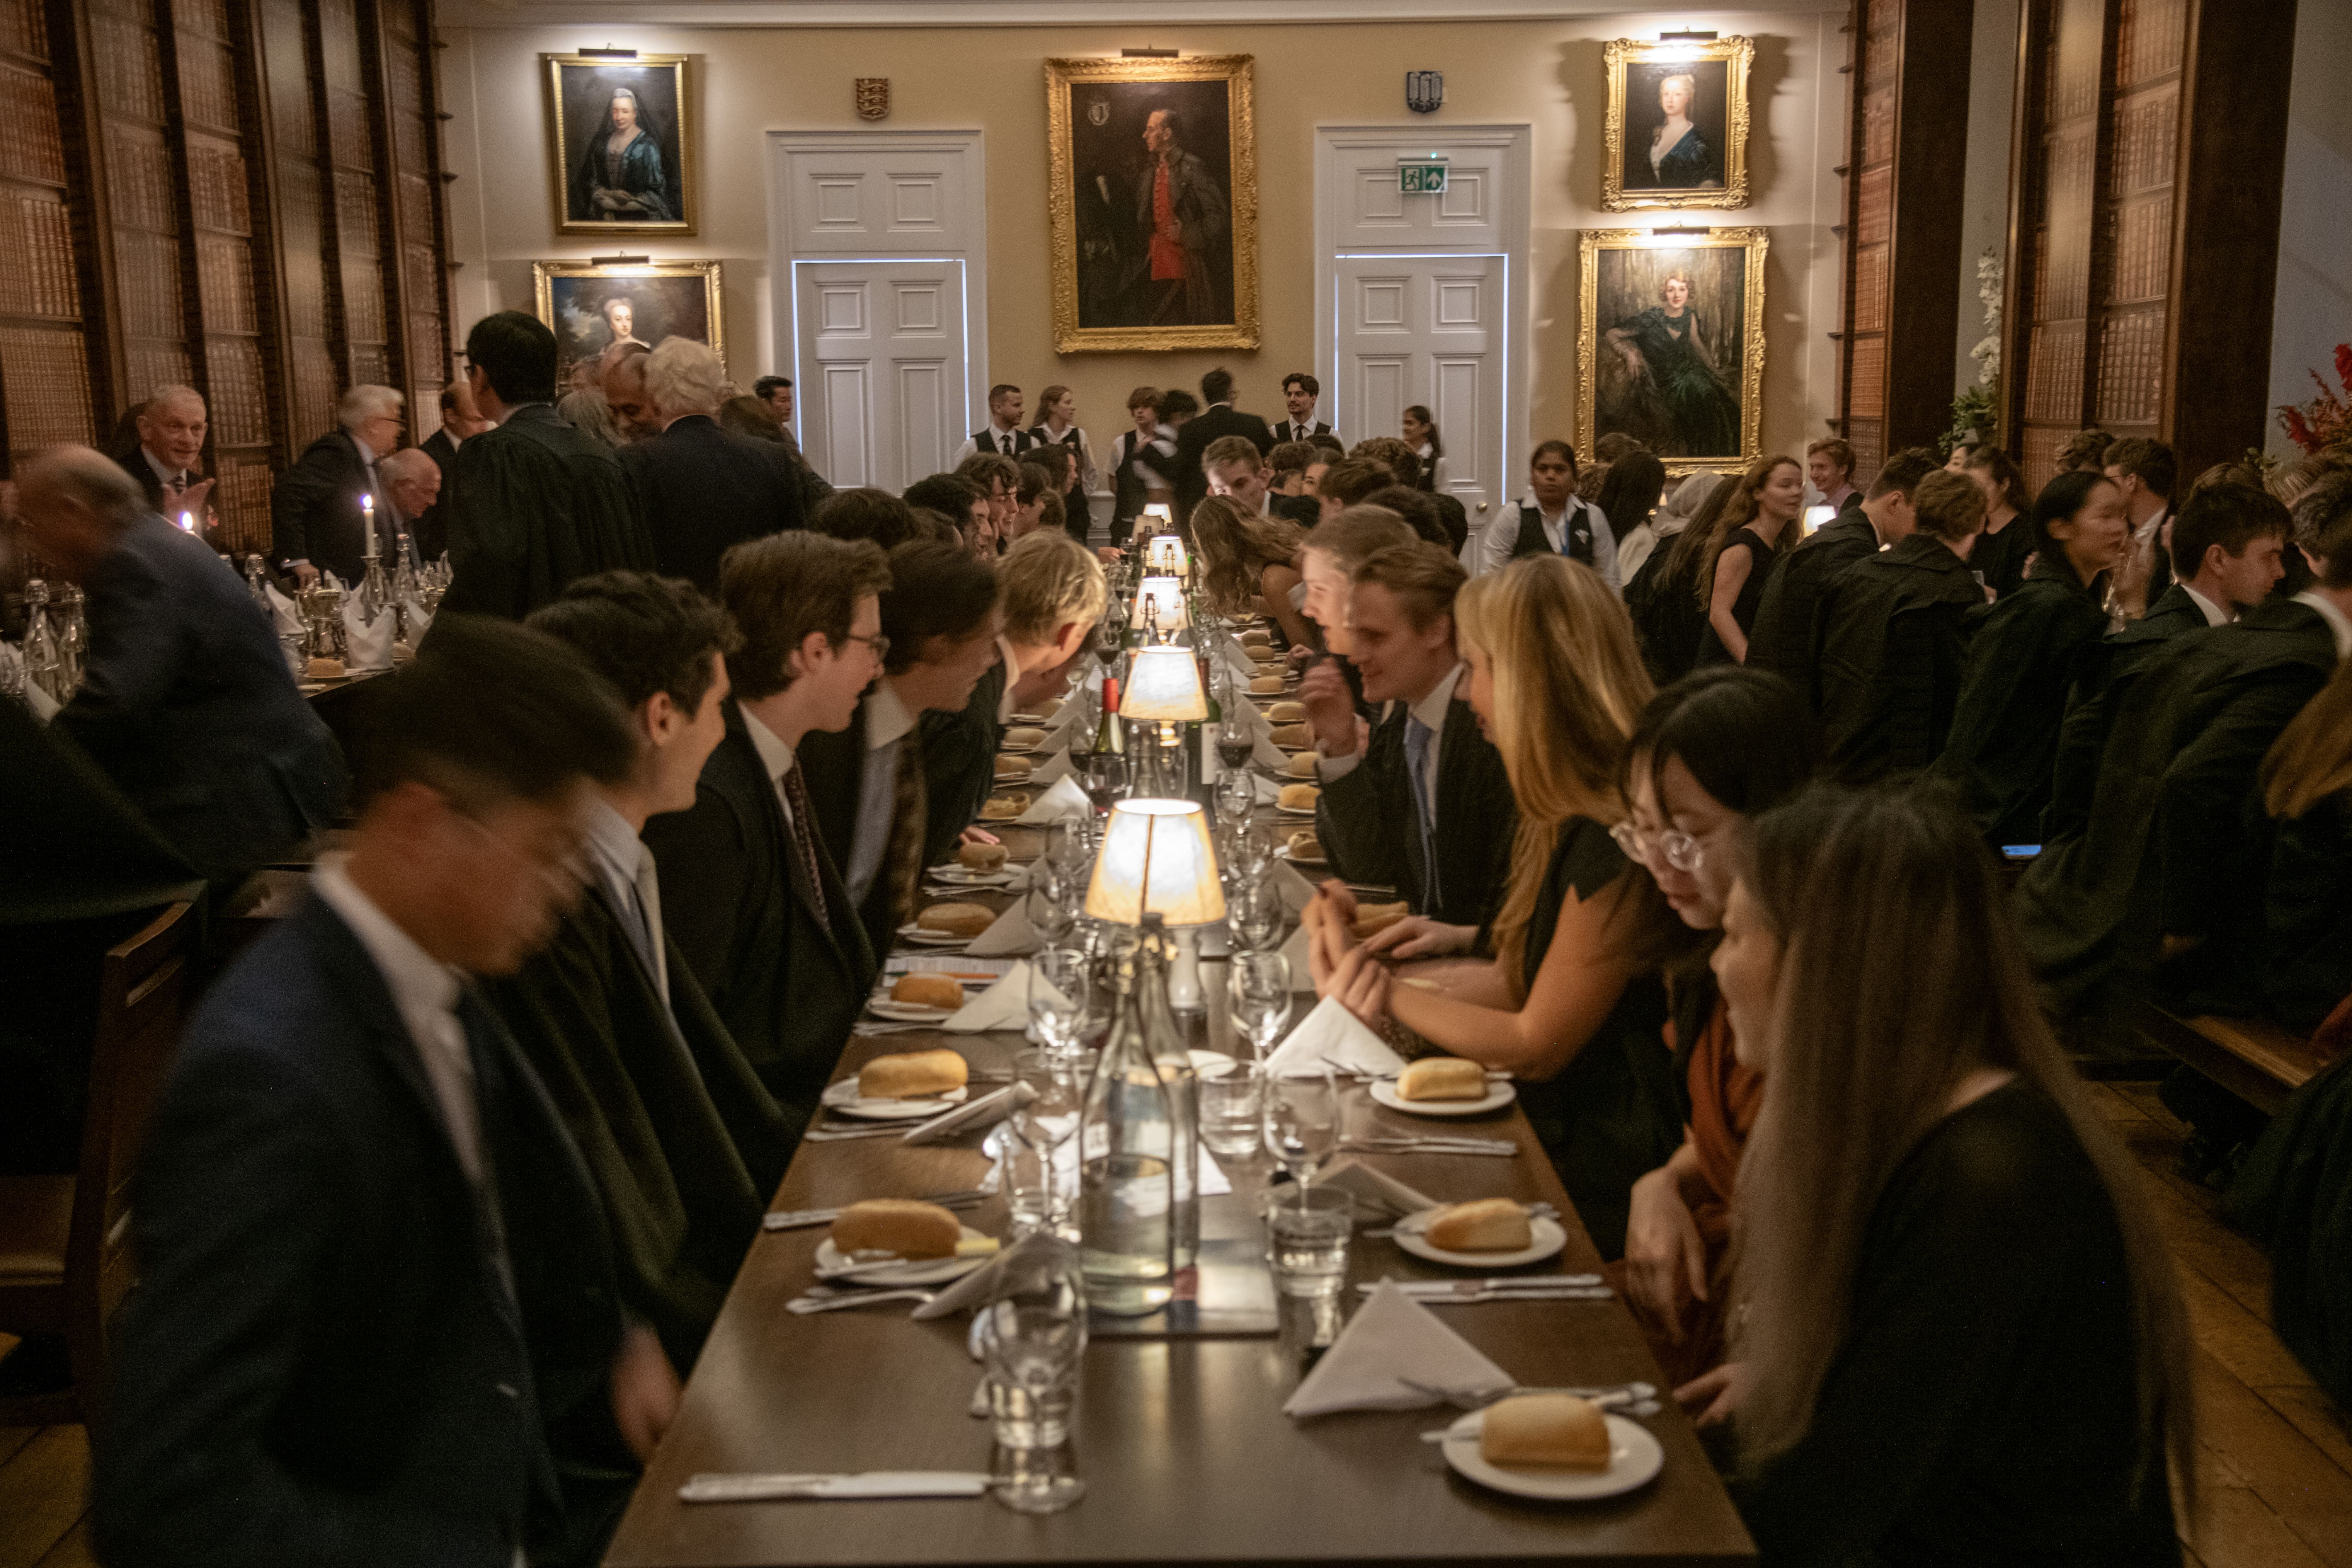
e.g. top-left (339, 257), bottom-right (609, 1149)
top-left (1305, 554), bottom-right (1685, 1256)
top-left (1190, 494), bottom-right (1314, 649)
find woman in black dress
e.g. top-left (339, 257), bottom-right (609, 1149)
top-left (1690, 783), bottom-right (2193, 1564)
top-left (1686, 454), bottom-right (1803, 665)
top-left (1302, 554), bottom-right (1687, 1258)
top-left (1963, 445), bottom-right (2036, 599)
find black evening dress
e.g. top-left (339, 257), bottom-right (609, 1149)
top-left (1693, 526), bottom-right (1777, 666)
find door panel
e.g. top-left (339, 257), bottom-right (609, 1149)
top-left (1335, 254), bottom-right (1500, 520)
top-left (797, 259), bottom-right (965, 494)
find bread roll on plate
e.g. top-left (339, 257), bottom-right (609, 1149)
top-left (1240, 628), bottom-right (1273, 648)
top-left (994, 755), bottom-right (1032, 781)
top-left (1278, 783), bottom-right (1321, 811)
top-left (888, 974), bottom-right (966, 1012)
top-left (1266, 700), bottom-right (1306, 722)
top-left (1287, 830), bottom-right (1323, 860)
top-left (981, 794), bottom-right (1027, 820)
top-left (1034, 696), bottom-right (1063, 719)
top-left (1285, 751), bottom-right (1321, 778)
top-left (1249, 675), bottom-right (1285, 695)
top-left (1269, 723), bottom-right (1312, 749)
top-left (1003, 726), bottom-right (1048, 750)
top-left (916, 902), bottom-right (994, 938)
top-left (1479, 1393), bottom-right (1611, 1472)
top-left (1397, 1056), bottom-right (1488, 1100)
top-left (858, 1047), bottom-right (970, 1098)
top-left (830, 1199), bottom-right (963, 1260)
top-left (1351, 901), bottom-right (1410, 940)
top-left (1423, 1197), bottom-right (1533, 1252)
top-left (958, 841), bottom-right (1008, 872)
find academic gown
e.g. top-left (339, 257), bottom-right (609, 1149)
top-left (1931, 555), bottom-right (2109, 851)
top-left (2258, 794), bottom-right (2352, 1033)
top-left (439, 403), bottom-right (655, 620)
top-left (1744, 511), bottom-right (1879, 708)
top-left (1313, 693), bottom-right (1517, 930)
top-left (2228, 1051), bottom-right (2352, 1414)
top-left (2043, 582), bottom-right (2210, 846)
top-left (1813, 535), bottom-right (1985, 783)
top-left (921, 658), bottom-right (1008, 871)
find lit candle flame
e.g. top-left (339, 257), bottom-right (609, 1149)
top-left (178, 511), bottom-right (194, 532)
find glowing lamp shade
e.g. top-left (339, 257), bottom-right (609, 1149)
top-left (1143, 502), bottom-right (1174, 525)
top-left (1146, 534), bottom-right (1185, 574)
top-left (1084, 799), bottom-right (1227, 927)
top-left (1121, 646), bottom-right (1208, 722)
top-left (1130, 575), bottom-right (1188, 632)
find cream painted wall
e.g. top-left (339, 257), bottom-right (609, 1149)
top-left (441, 10), bottom-right (1847, 477)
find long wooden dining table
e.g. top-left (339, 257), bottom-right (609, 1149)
top-left (605, 807), bottom-right (1757, 1567)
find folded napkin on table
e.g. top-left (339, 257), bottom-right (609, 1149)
top-left (943, 957), bottom-right (1065, 1029)
top-left (903, 1081), bottom-right (1034, 1144)
top-left (1026, 748), bottom-right (1072, 787)
top-left (1252, 734), bottom-right (1293, 771)
top-left (1276, 920), bottom-right (1316, 992)
top-left (1269, 858), bottom-right (1319, 914)
top-left (399, 593), bottom-right (435, 645)
top-left (1264, 994), bottom-right (1406, 1078)
top-left (262, 580), bottom-right (304, 637)
top-left (1311, 1156), bottom-right (1441, 1220)
top-left (962, 898), bottom-right (1042, 960)
top-left (1016, 775), bottom-right (1090, 825)
top-left (1282, 1280), bottom-right (1512, 1418)
top-left (339, 597), bottom-right (395, 672)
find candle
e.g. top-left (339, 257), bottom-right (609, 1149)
top-left (177, 511), bottom-right (194, 533)
top-left (361, 493), bottom-right (376, 558)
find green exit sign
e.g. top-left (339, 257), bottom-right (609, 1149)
top-left (1399, 162), bottom-right (1448, 194)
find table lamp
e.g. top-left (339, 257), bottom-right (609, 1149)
top-left (1120, 646), bottom-right (1207, 798)
top-left (1146, 533), bottom-right (1185, 576)
top-left (1085, 798), bottom-right (1227, 928)
top-left (1131, 575), bottom-right (1188, 637)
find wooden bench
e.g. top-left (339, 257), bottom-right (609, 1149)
top-left (2120, 996), bottom-right (2333, 1118)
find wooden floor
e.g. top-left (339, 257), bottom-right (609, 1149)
top-left (0, 1079), bottom-right (2344, 1566)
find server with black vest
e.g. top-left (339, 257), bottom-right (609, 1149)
top-left (951, 383), bottom-right (1035, 465)
top-left (1274, 371), bottom-right (1335, 445)
top-left (1478, 441), bottom-right (1618, 591)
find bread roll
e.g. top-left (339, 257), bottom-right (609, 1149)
top-left (1351, 901), bottom-right (1410, 940)
top-left (1398, 1056), bottom-right (1489, 1101)
top-left (1479, 1393), bottom-right (1611, 1472)
top-left (1249, 676), bottom-right (1285, 694)
top-left (1267, 700), bottom-right (1306, 722)
top-left (982, 794), bottom-right (1026, 819)
top-left (1287, 830), bottom-right (1323, 860)
top-left (1423, 1198), bottom-right (1533, 1252)
top-left (858, 1047), bottom-right (970, 1098)
top-left (995, 755), bottom-right (1033, 781)
top-left (831, 1199), bottom-right (964, 1261)
top-left (1035, 697), bottom-right (1063, 719)
top-left (958, 841), bottom-right (1008, 872)
top-left (1269, 723), bottom-right (1312, 749)
top-left (305, 657), bottom-right (345, 680)
top-left (1278, 783), bottom-right (1321, 811)
top-left (1240, 628), bottom-right (1273, 648)
top-left (917, 901), bottom-right (995, 938)
top-left (1283, 751), bottom-right (1319, 779)
top-left (890, 974), bottom-right (966, 1011)
top-left (1003, 726), bottom-right (1048, 750)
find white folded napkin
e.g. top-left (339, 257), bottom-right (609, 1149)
top-left (1311, 1157), bottom-right (1441, 1220)
top-left (962, 898), bottom-right (1041, 960)
top-left (1027, 747), bottom-right (1072, 787)
top-left (1277, 920), bottom-right (1316, 992)
top-left (340, 597), bottom-right (395, 672)
top-left (1269, 858), bottom-right (1319, 914)
top-left (399, 594), bottom-right (435, 644)
top-left (903, 1080), bottom-right (1033, 1144)
top-left (1282, 1279), bottom-right (1512, 1418)
top-left (943, 957), bottom-right (1064, 1030)
top-left (262, 580), bottom-right (304, 636)
top-left (1016, 775), bottom-right (1091, 825)
top-left (1253, 734), bottom-right (1293, 770)
top-left (1264, 994), bottom-right (1406, 1078)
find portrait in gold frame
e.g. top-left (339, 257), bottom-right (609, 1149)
top-left (533, 259), bottom-right (724, 387)
top-left (1045, 54), bottom-right (1259, 353)
top-left (1601, 36), bottom-right (1754, 212)
top-left (1577, 228), bottom-right (1768, 474)
top-left (544, 52), bottom-right (696, 236)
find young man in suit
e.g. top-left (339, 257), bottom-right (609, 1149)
top-left (272, 384), bottom-right (407, 588)
top-left (95, 613), bottom-right (674, 1568)
top-left (1309, 542), bottom-right (1515, 930)
top-left (1203, 434), bottom-right (1272, 516)
top-left (1746, 445), bottom-right (1938, 706)
top-left (24, 446), bottom-right (343, 892)
top-left (641, 533), bottom-right (890, 1131)
top-left (1275, 372), bottom-right (1334, 446)
top-left (1172, 367), bottom-right (1273, 526)
top-left (952, 383), bottom-right (1033, 465)
top-left (620, 338), bottom-right (806, 593)
top-left (1804, 437), bottom-right (1862, 516)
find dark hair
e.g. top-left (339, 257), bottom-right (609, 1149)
top-left (1200, 368), bottom-right (1234, 407)
top-left (880, 539), bottom-right (1001, 674)
top-left (1307, 431), bottom-right (1346, 456)
top-left (1595, 451), bottom-right (1667, 544)
top-left (1593, 433), bottom-right (1642, 465)
top-left (528, 572), bottom-right (740, 719)
top-left (2027, 469), bottom-right (2122, 572)
top-left (720, 532), bottom-right (892, 700)
top-left (1317, 456), bottom-right (1398, 509)
top-left (814, 487), bottom-right (923, 550)
top-left (1623, 666), bottom-right (1819, 820)
top-left (2291, 472), bottom-right (2352, 588)
top-left (2104, 436), bottom-right (2176, 499)
top-left (1530, 439), bottom-right (1580, 474)
top-left (2056, 428), bottom-right (2115, 472)
top-left (1349, 436), bottom-right (1421, 489)
top-left (956, 452), bottom-right (1020, 493)
top-left (904, 473), bottom-right (986, 523)
top-left (1157, 390), bottom-right (1200, 422)
top-left (1963, 446), bottom-right (2033, 516)
top-left (348, 613), bottom-right (636, 808)
top-left (753, 376), bottom-right (791, 398)
top-left (2172, 482), bottom-right (2291, 577)
top-left (1362, 484), bottom-right (1449, 547)
top-left (463, 311), bottom-right (558, 406)
top-left (1267, 440), bottom-right (1317, 478)
top-left (1403, 404), bottom-right (1443, 462)
top-left (1016, 460), bottom-right (1056, 505)
top-left (1032, 443), bottom-right (1076, 487)
top-left (987, 383), bottom-right (1021, 404)
top-left (718, 395), bottom-right (786, 444)
top-left (1283, 372), bottom-right (1321, 398)
top-left (1865, 446), bottom-right (1940, 502)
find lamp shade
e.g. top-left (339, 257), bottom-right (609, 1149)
top-left (1145, 534), bottom-right (1185, 574)
top-left (1142, 502), bottom-right (1174, 526)
top-left (1085, 799), bottom-right (1227, 927)
top-left (1131, 575), bottom-right (1188, 632)
top-left (1121, 646), bottom-right (1208, 722)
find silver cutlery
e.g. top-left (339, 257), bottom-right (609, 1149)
top-left (764, 1191), bottom-right (989, 1230)
top-left (679, 1470), bottom-right (990, 1500)
top-left (785, 1286), bottom-right (940, 1314)
top-left (1412, 1286), bottom-right (1615, 1305)
top-left (1370, 1272), bottom-right (1603, 1294)
top-left (1339, 1137), bottom-right (1517, 1157)
top-left (802, 1124), bottom-right (919, 1142)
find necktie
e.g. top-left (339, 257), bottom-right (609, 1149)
top-left (633, 848), bottom-right (669, 1004)
top-left (1404, 715), bottom-right (1439, 913)
top-left (779, 761), bottom-right (831, 928)
top-left (878, 731), bottom-right (929, 933)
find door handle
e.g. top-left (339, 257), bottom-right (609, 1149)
top-left (1477, 501), bottom-right (1487, 512)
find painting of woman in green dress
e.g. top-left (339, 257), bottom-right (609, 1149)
top-left (1596, 256), bottom-right (1750, 460)
top-left (571, 89), bottom-right (672, 223)
top-left (546, 55), bottom-right (694, 235)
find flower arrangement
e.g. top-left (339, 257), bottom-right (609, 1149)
top-left (1942, 249), bottom-right (2003, 456)
top-left (2277, 343), bottom-right (2352, 456)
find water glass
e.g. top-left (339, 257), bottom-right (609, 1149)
top-left (1263, 1067), bottom-right (1340, 1185)
top-left (977, 1234), bottom-right (1088, 1514)
top-left (1028, 948), bottom-right (1092, 1055)
top-left (1227, 952), bottom-right (1293, 1059)
top-left (1197, 1057), bottom-right (1264, 1161)
top-left (1013, 1047), bottom-right (1084, 1230)
top-left (1044, 819), bottom-right (1091, 883)
top-left (1228, 879), bottom-right (1285, 954)
top-left (1262, 1185), bottom-right (1353, 1300)
top-left (1031, 868), bottom-right (1078, 949)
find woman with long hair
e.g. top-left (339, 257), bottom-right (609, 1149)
top-left (1596, 449), bottom-right (1670, 581)
top-left (1400, 405), bottom-right (1447, 492)
top-left (1304, 555), bottom-right (1683, 1256)
top-left (1028, 384), bottom-right (1095, 533)
top-left (1625, 470), bottom-right (1732, 683)
top-left (1688, 454), bottom-right (1804, 665)
top-left (1962, 445), bottom-right (2035, 599)
top-left (1933, 469), bottom-right (2130, 850)
top-left (1188, 493), bottom-right (1313, 648)
top-left (1697, 783), bottom-right (2194, 1562)
top-left (2255, 659), bottom-right (2352, 1031)
top-left (1609, 668), bottom-right (1817, 1384)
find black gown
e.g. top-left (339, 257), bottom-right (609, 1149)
top-left (1692, 526), bottom-right (1777, 666)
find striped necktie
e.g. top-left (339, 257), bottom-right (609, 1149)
top-left (780, 761), bottom-right (830, 928)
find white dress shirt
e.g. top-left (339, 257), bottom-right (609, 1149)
top-left (846, 681), bottom-right (917, 904)
top-left (582, 795), bottom-right (667, 1004)
top-left (2181, 583), bottom-right (2231, 628)
top-left (951, 424), bottom-right (1028, 466)
top-left (741, 708), bottom-right (798, 824)
top-left (1480, 494), bottom-right (1621, 594)
top-left (1317, 662), bottom-right (1462, 815)
top-left (2294, 590), bottom-right (2352, 662)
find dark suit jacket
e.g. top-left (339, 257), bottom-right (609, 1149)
top-left (54, 514), bottom-right (344, 884)
top-left (441, 403), bottom-right (654, 621)
top-left (2041, 583), bottom-right (2212, 845)
top-left (619, 414), bottom-right (806, 592)
top-left (1745, 512), bottom-right (1880, 707)
top-left (94, 895), bottom-right (622, 1568)
top-left (115, 447), bottom-right (190, 517)
top-left (413, 429), bottom-right (461, 562)
top-left (641, 701), bottom-right (874, 1128)
top-left (1172, 405), bottom-right (1274, 525)
top-left (270, 429), bottom-right (379, 586)
top-left (1316, 690), bottom-right (1517, 930)
top-left (1813, 535), bottom-right (1986, 782)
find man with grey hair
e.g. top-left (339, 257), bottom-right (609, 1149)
top-left (25, 445), bottom-right (342, 888)
top-left (376, 447), bottom-right (442, 555)
top-left (599, 340), bottom-right (657, 444)
top-left (116, 383), bottom-right (215, 528)
top-left (619, 337), bottom-right (805, 591)
top-left (271, 383), bottom-right (406, 587)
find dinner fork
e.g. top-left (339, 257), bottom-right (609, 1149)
top-left (785, 1287), bottom-right (939, 1314)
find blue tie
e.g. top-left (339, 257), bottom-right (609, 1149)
top-left (1404, 715), bottom-right (1438, 913)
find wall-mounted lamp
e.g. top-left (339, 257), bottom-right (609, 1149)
top-left (1122, 47), bottom-right (1178, 58)
top-left (578, 45), bottom-right (638, 58)
top-left (1405, 70), bottom-right (1444, 114)
top-left (1658, 30), bottom-right (1719, 42)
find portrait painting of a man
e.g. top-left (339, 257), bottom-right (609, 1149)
top-left (1601, 36), bottom-right (1754, 211)
top-left (1578, 229), bottom-right (1768, 473)
top-left (1048, 55), bottom-right (1259, 352)
top-left (534, 261), bottom-right (723, 387)
top-left (544, 54), bottom-right (695, 235)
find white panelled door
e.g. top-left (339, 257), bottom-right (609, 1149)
top-left (1334, 254), bottom-right (1501, 519)
top-left (794, 260), bottom-right (966, 492)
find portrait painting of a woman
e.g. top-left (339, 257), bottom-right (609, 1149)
top-left (1638, 74), bottom-right (1719, 190)
top-left (546, 55), bottom-right (694, 235)
top-left (571, 88), bottom-right (672, 223)
top-left (1580, 230), bottom-right (1767, 472)
top-left (1605, 271), bottom-right (1740, 456)
top-left (1602, 37), bottom-right (1752, 211)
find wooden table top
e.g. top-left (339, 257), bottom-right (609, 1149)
top-left (604, 817), bottom-right (1755, 1567)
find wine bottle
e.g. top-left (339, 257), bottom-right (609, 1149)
top-left (1095, 676), bottom-right (1125, 756)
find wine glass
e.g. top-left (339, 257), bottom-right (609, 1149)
top-left (1081, 752), bottom-right (1129, 815)
top-left (1044, 818), bottom-right (1090, 882)
top-left (1031, 870), bottom-right (1078, 950)
top-left (1228, 951), bottom-right (1293, 1058)
top-left (1263, 1067), bottom-right (1339, 1188)
top-left (1228, 879), bottom-right (1285, 955)
top-left (977, 1232), bottom-right (1089, 1514)
top-left (1027, 948), bottom-right (1091, 1056)
top-left (1011, 1047), bottom-right (1084, 1231)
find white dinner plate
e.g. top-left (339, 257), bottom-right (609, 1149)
top-left (821, 1077), bottom-right (972, 1121)
top-left (815, 1227), bottom-right (994, 1286)
top-left (896, 923), bottom-right (977, 947)
top-left (1275, 805), bottom-right (1318, 819)
top-left (1440, 1410), bottom-right (1663, 1501)
top-left (927, 866), bottom-right (1015, 888)
top-left (1368, 1079), bottom-right (1518, 1119)
top-left (1274, 845), bottom-right (1329, 871)
top-left (865, 998), bottom-right (958, 1024)
top-left (1393, 1212), bottom-right (1566, 1270)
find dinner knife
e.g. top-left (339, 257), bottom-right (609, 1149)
top-left (679, 1471), bottom-right (991, 1503)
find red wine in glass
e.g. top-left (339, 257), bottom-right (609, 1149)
top-left (1215, 736), bottom-right (1253, 771)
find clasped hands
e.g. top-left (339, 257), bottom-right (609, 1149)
top-left (1301, 883), bottom-right (1479, 1027)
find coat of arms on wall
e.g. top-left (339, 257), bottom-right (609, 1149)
top-left (855, 78), bottom-right (889, 120)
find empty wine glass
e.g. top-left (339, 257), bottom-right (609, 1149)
top-left (1028, 947), bottom-right (1092, 1056)
top-left (1011, 1047), bottom-right (1084, 1231)
top-left (1031, 866), bottom-right (1078, 950)
top-left (1227, 951), bottom-right (1293, 1059)
top-left (1044, 818), bottom-right (1091, 882)
top-left (1263, 1067), bottom-right (1339, 1187)
top-left (977, 1232), bottom-right (1089, 1514)
top-left (1228, 879), bottom-right (1285, 954)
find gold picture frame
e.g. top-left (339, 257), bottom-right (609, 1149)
top-left (533, 259), bottom-right (724, 386)
top-left (1601, 36), bottom-right (1754, 212)
top-left (1045, 54), bottom-right (1259, 353)
top-left (1577, 228), bottom-right (1768, 475)
top-left (544, 53), bottom-right (696, 236)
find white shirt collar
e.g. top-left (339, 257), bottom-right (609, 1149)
top-left (2181, 582), bottom-right (2231, 628)
top-left (142, 447), bottom-right (185, 484)
top-left (865, 680), bottom-right (917, 751)
top-left (312, 853), bottom-right (462, 1015)
top-left (582, 794), bottom-right (646, 892)
top-left (741, 707), bottom-right (796, 786)
top-left (352, 434), bottom-right (379, 467)
top-left (2293, 590), bottom-right (2352, 662)
top-left (1408, 662), bottom-right (1463, 734)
